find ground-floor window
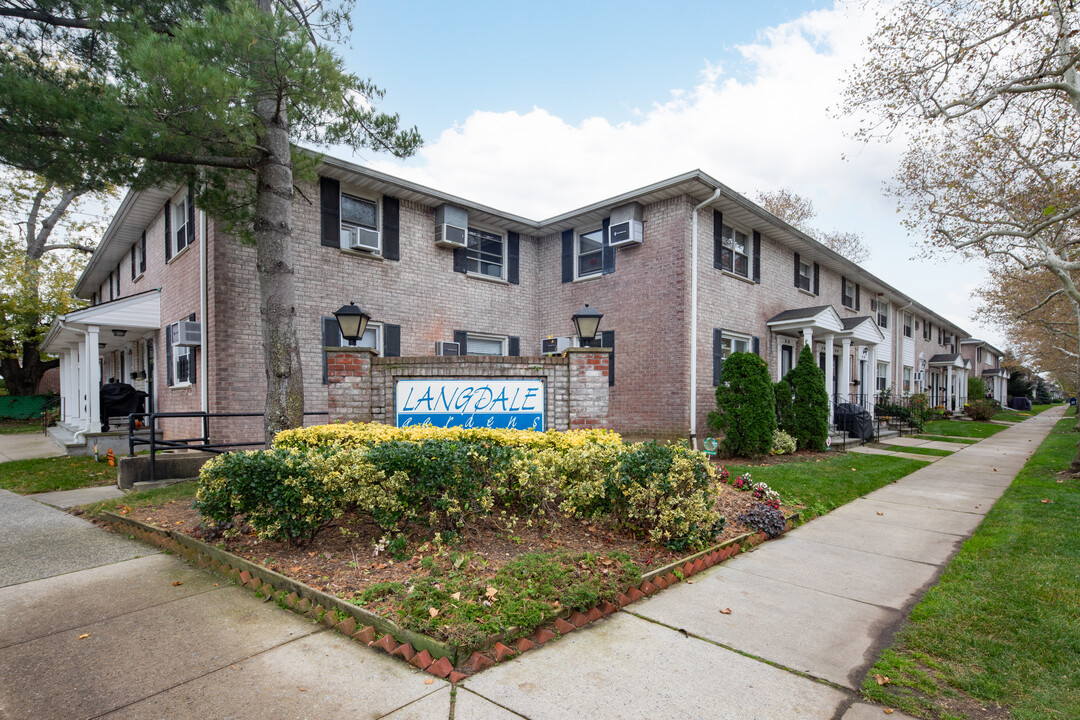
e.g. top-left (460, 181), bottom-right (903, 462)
top-left (902, 366), bottom-right (912, 394)
top-left (780, 344), bottom-right (794, 378)
top-left (466, 333), bottom-right (506, 356)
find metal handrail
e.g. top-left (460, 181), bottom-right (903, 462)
top-left (127, 410), bottom-right (329, 483)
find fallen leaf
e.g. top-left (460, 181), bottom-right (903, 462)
top-left (876, 512), bottom-right (885, 516)
top-left (874, 673), bottom-right (891, 685)
top-left (213, 583), bottom-right (218, 587)
top-left (231, 665), bottom-right (239, 670)
top-left (1057, 479), bottom-right (1064, 484)
top-left (174, 520), bottom-right (183, 525)
top-left (678, 628), bottom-right (689, 637)
top-left (78, 633), bottom-right (90, 639)
top-left (424, 678), bottom-right (434, 685)
top-left (885, 710), bottom-right (894, 715)
top-left (719, 608), bottom-right (732, 615)
top-left (429, 607), bottom-right (439, 618)
top-left (298, 687), bottom-right (306, 692)
top-left (453, 556), bottom-right (465, 569)
top-left (485, 587), bottom-right (498, 599)
top-left (171, 581), bottom-right (183, 586)
top-left (450, 592), bottom-right (461, 601)
top-left (308, 552), bottom-right (317, 557)
top-left (686, 579), bottom-right (694, 584)
top-left (290, 566), bottom-right (302, 573)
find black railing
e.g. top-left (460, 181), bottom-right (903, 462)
top-left (127, 410), bottom-right (329, 483)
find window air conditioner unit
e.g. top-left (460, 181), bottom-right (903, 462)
top-left (541, 336), bottom-right (573, 355)
top-left (608, 219), bottom-right (643, 247)
top-left (176, 320), bottom-right (202, 347)
top-left (345, 226), bottom-right (380, 252)
top-left (435, 341), bottom-right (460, 356)
top-left (435, 223), bottom-right (467, 248)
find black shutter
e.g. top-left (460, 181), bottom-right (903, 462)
top-left (601, 330), bottom-right (614, 386)
top-left (508, 336), bottom-right (520, 356)
top-left (752, 336), bottom-right (760, 356)
top-left (384, 323), bottom-right (401, 357)
top-left (166, 324), bottom-right (174, 386)
top-left (453, 330), bottom-right (468, 355)
top-left (793, 253), bottom-right (801, 288)
top-left (601, 217), bottom-right (615, 275)
top-left (140, 231), bottom-right (147, 274)
top-left (841, 275), bottom-right (847, 305)
top-left (855, 283), bottom-right (861, 311)
top-left (713, 329), bottom-right (723, 386)
top-left (561, 230), bottom-right (573, 283)
top-left (187, 313), bottom-right (197, 385)
top-left (131, 247), bottom-right (136, 280)
top-left (713, 210), bottom-right (723, 269)
top-left (319, 177), bottom-right (340, 248)
top-left (813, 263), bottom-right (820, 295)
top-left (453, 247), bottom-right (468, 273)
top-left (321, 316), bottom-right (337, 384)
top-left (187, 183), bottom-right (196, 247)
top-left (382, 196), bottom-right (400, 261)
top-left (752, 231), bottom-right (761, 284)
top-left (507, 231), bottom-right (520, 284)
top-left (164, 200), bottom-right (172, 261)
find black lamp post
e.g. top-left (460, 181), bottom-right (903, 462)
top-left (333, 302), bottom-right (371, 346)
top-left (572, 304), bottom-right (603, 347)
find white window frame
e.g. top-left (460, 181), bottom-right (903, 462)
top-left (903, 313), bottom-right (913, 338)
top-left (877, 300), bottom-right (889, 329)
top-left (465, 332), bottom-right (507, 357)
top-left (797, 259), bottom-right (811, 291)
top-left (168, 321), bottom-right (194, 388)
top-left (902, 366), bottom-right (912, 394)
top-left (172, 194), bottom-right (191, 258)
top-left (779, 343), bottom-right (795, 378)
top-left (876, 362), bottom-right (889, 392)
top-left (575, 227), bottom-right (604, 280)
top-left (133, 241), bottom-right (144, 281)
top-left (326, 319), bottom-right (384, 354)
top-left (720, 224), bottom-right (750, 278)
top-left (340, 191), bottom-right (381, 255)
top-left (721, 331), bottom-right (750, 362)
top-left (842, 278), bottom-right (856, 309)
top-left (466, 226), bottom-right (505, 280)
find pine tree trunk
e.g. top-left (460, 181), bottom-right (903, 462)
top-left (252, 87), bottom-right (304, 445)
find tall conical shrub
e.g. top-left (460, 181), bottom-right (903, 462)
top-left (708, 351), bottom-right (776, 457)
top-left (784, 344), bottom-right (829, 450)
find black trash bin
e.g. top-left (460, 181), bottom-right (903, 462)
top-left (834, 402), bottom-right (874, 441)
top-left (1009, 396), bottom-right (1032, 411)
top-left (100, 383), bottom-right (148, 431)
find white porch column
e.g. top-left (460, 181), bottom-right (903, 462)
top-left (946, 367), bottom-right (954, 412)
top-left (868, 344), bottom-right (878, 413)
top-left (839, 338), bottom-right (851, 404)
top-left (825, 334), bottom-right (835, 423)
top-left (85, 326), bottom-right (101, 433)
top-left (803, 328), bottom-right (813, 354)
top-left (62, 349), bottom-right (77, 423)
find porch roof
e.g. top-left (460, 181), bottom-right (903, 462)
top-left (982, 368), bottom-right (1010, 378)
top-left (41, 289), bottom-right (161, 353)
top-left (928, 353), bottom-right (965, 368)
top-left (767, 305), bottom-right (884, 343)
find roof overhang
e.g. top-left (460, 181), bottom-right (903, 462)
top-left (767, 305), bottom-right (844, 335)
top-left (928, 353), bottom-right (966, 368)
top-left (42, 289), bottom-right (161, 353)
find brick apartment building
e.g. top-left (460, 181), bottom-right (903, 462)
top-left (959, 339), bottom-right (1010, 406)
top-left (42, 157), bottom-right (974, 452)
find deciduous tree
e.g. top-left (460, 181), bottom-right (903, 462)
top-left (756, 187), bottom-right (870, 263)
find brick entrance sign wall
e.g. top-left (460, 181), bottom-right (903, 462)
top-left (325, 347), bottom-right (611, 431)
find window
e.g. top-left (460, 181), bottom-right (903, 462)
top-left (903, 313), bottom-right (912, 338)
top-left (877, 300), bottom-right (889, 329)
top-left (977, 347), bottom-right (983, 363)
top-left (877, 362), bottom-right (888, 392)
top-left (109, 272), bottom-right (115, 301)
top-left (466, 333), bottom-right (506, 356)
top-left (923, 319), bottom-right (932, 341)
top-left (721, 333), bottom-right (750, 360)
top-left (133, 234), bottom-right (145, 279)
top-left (797, 260), bottom-right (811, 291)
top-left (720, 224), bottom-right (750, 278)
top-left (467, 228), bottom-right (504, 279)
top-left (842, 278), bottom-right (857, 308)
top-left (903, 366), bottom-right (912, 394)
top-left (167, 321), bottom-right (195, 387)
top-left (325, 320), bottom-right (382, 354)
top-left (577, 228), bottom-right (603, 278)
top-left (780, 344), bottom-right (794, 377)
top-left (172, 195), bottom-right (191, 257)
top-left (340, 193), bottom-right (380, 252)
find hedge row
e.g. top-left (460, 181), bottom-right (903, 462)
top-left (196, 424), bottom-right (724, 552)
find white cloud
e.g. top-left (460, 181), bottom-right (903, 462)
top-left (362, 0), bottom-right (1004, 347)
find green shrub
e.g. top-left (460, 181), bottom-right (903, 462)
top-left (966, 398), bottom-right (998, 421)
top-left (771, 429), bottom-right (797, 455)
top-left (195, 447), bottom-right (366, 545)
top-left (708, 352), bottom-right (776, 458)
top-left (785, 344), bottom-right (829, 450)
top-left (774, 379), bottom-right (794, 430)
top-left (968, 376), bottom-right (988, 402)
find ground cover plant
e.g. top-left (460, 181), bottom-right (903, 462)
top-left (922, 420), bottom-right (1005, 439)
top-left (724, 453), bottom-right (928, 521)
top-left (862, 417), bottom-right (1080, 720)
top-left (0, 455), bottom-right (115, 494)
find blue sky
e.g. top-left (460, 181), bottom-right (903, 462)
top-left (334, 0), bottom-right (1003, 348)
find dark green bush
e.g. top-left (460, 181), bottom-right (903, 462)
top-left (774, 379), bottom-right (794, 430)
top-left (708, 352), bottom-right (776, 458)
top-left (968, 376), bottom-right (988, 402)
top-left (967, 398), bottom-right (998, 421)
top-left (784, 344), bottom-right (829, 450)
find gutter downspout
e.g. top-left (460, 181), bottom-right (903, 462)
top-left (690, 188), bottom-right (723, 446)
top-left (200, 209), bottom-right (208, 414)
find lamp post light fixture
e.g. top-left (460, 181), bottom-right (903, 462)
top-left (333, 301), bottom-right (371, 347)
top-left (572, 304), bottom-right (603, 347)
top-left (112, 329), bottom-right (127, 337)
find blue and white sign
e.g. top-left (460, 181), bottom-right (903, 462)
top-left (395, 379), bottom-right (545, 430)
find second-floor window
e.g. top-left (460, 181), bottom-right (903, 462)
top-left (467, 228), bottom-right (504, 279)
top-left (577, 228), bottom-right (604, 279)
top-left (797, 259), bottom-right (811, 291)
top-left (172, 195), bottom-right (191, 257)
top-left (341, 194), bottom-right (380, 253)
top-left (842, 278), bottom-right (857, 309)
top-left (720, 225), bottom-right (750, 278)
top-left (877, 300), bottom-right (889, 328)
top-left (903, 313), bottom-right (912, 338)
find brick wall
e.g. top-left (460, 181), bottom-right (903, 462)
top-left (326, 347), bottom-right (611, 431)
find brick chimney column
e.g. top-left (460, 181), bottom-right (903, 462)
top-left (325, 346), bottom-right (378, 423)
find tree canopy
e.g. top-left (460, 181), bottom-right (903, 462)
top-left (756, 187), bottom-right (870, 263)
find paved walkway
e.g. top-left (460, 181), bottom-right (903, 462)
top-left (0, 431), bottom-right (62, 461)
top-left (0, 408), bottom-right (1063, 719)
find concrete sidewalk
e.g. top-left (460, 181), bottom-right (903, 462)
top-left (0, 408), bottom-right (1062, 719)
top-left (0, 431), bottom-right (62, 461)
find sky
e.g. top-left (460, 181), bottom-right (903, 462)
top-left (332, 0), bottom-right (1004, 348)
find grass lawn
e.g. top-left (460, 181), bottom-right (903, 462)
top-left (81, 480), bottom-right (198, 517)
top-left (0, 455), bottom-right (116, 494)
top-left (882, 445), bottom-right (953, 457)
top-left (923, 420), bottom-right (1006, 439)
top-left (862, 417), bottom-right (1080, 720)
top-left (913, 435), bottom-right (978, 445)
top-left (0, 419), bottom-right (44, 434)
top-left (724, 452), bottom-right (928, 520)
top-left (992, 403), bottom-right (1057, 423)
